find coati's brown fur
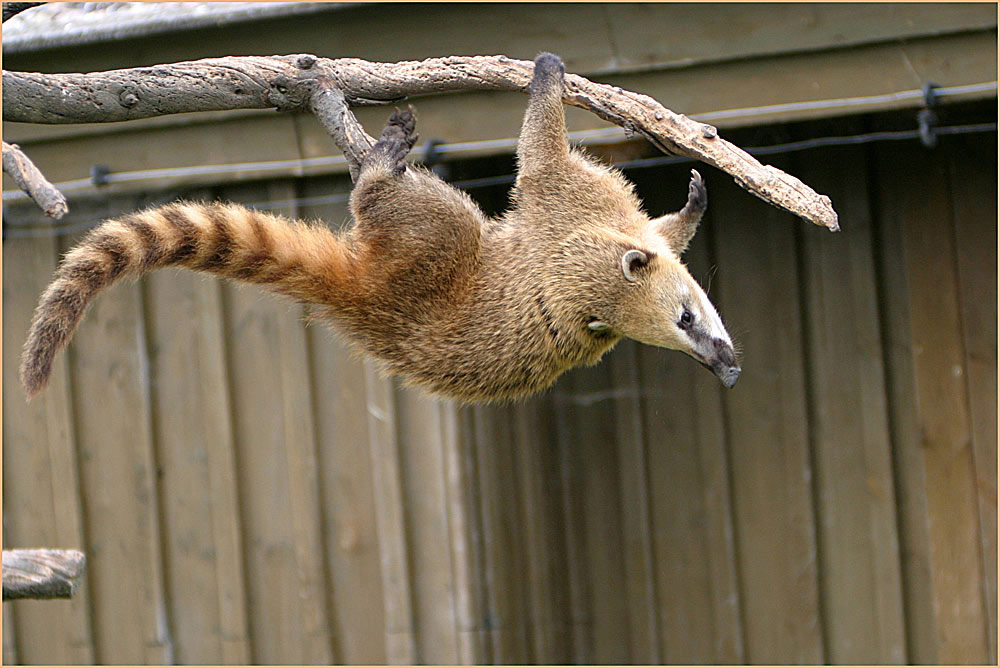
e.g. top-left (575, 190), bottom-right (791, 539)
top-left (21, 53), bottom-right (739, 403)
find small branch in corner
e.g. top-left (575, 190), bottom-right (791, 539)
top-left (2, 549), bottom-right (87, 600)
top-left (2, 141), bottom-right (69, 219)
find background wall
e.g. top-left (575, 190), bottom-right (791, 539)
top-left (3, 3), bottom-right (996, 665)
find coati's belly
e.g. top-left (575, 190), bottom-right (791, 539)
top-left (328, 292), bottom-right (619, 403)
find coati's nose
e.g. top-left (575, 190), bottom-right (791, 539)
top-left (711, 338), bottom-right (740, 389)
top-left (717, 364), bottom-right (741, 389)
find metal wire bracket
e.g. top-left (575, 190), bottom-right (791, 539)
top-left (918, 82), bottom-right (940, 148)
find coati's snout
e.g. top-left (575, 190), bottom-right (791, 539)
top-left (691, 336), bottom-right (741, 389)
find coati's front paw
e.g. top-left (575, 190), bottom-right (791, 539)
top-left (369, 108), bottom-right (419, 175)
top-left (529, 52), bottom-right (565, 95)
top-left (685, 169), bottom-right (707, 213)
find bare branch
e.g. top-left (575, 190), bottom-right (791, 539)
top-left (2, 54), bottom-right (839, 229)
top-left (2, 141), bottom-right (69, 218)
top-left (2, 2), bottom-right (44, 22)
top-left (309, 80), bottom-right (375, 182)
top-left (2, 549), bottom-right (86, 600)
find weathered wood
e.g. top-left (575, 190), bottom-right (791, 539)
top-left (2, 54), bottom-right (839, 229)
top-left (563, 363), bottom-right (631, 663)
top-left (471, 403), bottom-right (530, 663)
top-left (888, 141), bottom-right (989, 663)
top-left (301, 186), bottom-right (389, 664)
top-left (678, 227), bottom-right (744, 663)
top-left (796, 145), bottom-right (905, 663)
top-left (511, 398), bottom-right (571, 663)
top-left (637, 336), bottom-right (734, 663)
top-left (1, 141), bottom-right (66, 218)
top-left (2, 549), bottom-right (85, 600)
top-left (221, 181), bottom-right (332, 664)
top-left (394, 390), bottom-right (461, 663)
top-left (607, 341), bottom-right (661, 664)
top-left (874, 146), bottom-right (938, 664)
top-left (440, 401), bottom-right (488, 664)
top-left (64, 218), bottom-right (171, 663)
top-left (145, 219), bottom-right (252, 665)
top-left (363, 366), bottom-right (417, 664)
top-left (945, 134), bottom-right (998, 664)
top-left (2, 223), bottom-right (94, 662)
top-left (2, 602), bottom-right (17, 664)
top-left (551, 372), bottom-right (594, 663)
top-left (710, 161), bottom-right (824, 663)
top-left (307, 329), bottom-right (387, 664)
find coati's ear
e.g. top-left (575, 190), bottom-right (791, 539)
top-left (652, 169), bottom-right (707, 255)
top-left (621, 249), bottom-right (653, 283)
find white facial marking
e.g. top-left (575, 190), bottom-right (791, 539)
top-left (690, 280), bottom-right (730, 344)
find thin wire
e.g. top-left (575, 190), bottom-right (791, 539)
top-left (695, 81), bottom-right (998, 123)
top-left (3, 80), bottom-right (995, 204)
top-left (3, 121), bottom-right (996, 239)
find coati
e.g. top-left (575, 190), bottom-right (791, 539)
top-left (20, 52), bottom-right (740, 403)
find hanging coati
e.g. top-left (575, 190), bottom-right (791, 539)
top-left (20, 52), bottom-right (740, 403)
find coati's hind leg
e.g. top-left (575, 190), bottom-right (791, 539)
top-left (348, 108), bottom-right (486, 298)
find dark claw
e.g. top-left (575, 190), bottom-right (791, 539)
top-left (687, 169), bottom-right (707, 212)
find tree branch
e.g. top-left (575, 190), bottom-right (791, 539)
top-left (2, 54), bottom-right (839, 229)
top-left (2, 140), bottom-right (68, 218)
top-left (2, 549), bottom-right (86, 600)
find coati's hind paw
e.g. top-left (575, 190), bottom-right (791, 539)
top-left (369, 107), bottom-right (419, 175)
top-left (529, 52), bottom-right (565, 95)
top-left (685, 169), bottom-right (707, 214)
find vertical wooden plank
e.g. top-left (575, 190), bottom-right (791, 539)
top-left (2, 602), bottom-right (17, 665)
top-left (689, 355), bottom-right (746, 667)
top-left (608, 341), bottom-right (661, 665)
top-left (876, 141), bottom-right (989, 663)
top-left (440, 401), bottom-right (489, 665)
top-left (682, 231), bottom-right (745, 663)
top-left (2, 231), bottom-right (95, 664)
top-left (511, 397), bottom-right (571, 664)
top-left (551, 373), bottom-right (593, 663)
top-left (221, 183), bottom-right (331, 664)
top-left (945, 133), bottom-right (998, 664)
top-left (563, 363), bottom-right (631, 664)
top-left (796, 145), bottom-right (906, 663)
top-left (65, 236), bottom-right (172, 663)
top-left (710, 168), bottom-right (824, 664)
top-left (394, 388), bottom-right (460, 664)
top-left (471, 403), bottom-right (530, 663)
top-left (363, 366), bottom-right (417, 664)
top-left (145, 265), bottom-right (251, 664)
top-left (636, 338), bottom-right (742, 663)
top-left (873, 144), bottom-right (939, 665)
top-left (300, 183), bottom-right (388, 664)
top-left (308, 328), bottom-right (388, 664)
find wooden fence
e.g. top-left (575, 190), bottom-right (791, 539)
top-left (3, 130), bottom-right (995, 664)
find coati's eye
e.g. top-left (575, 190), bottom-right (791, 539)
top-left (679, 309), bottom-right (694, 328)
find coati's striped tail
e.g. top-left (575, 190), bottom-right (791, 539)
top-left (20, 201), bottom-right (353, 398)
